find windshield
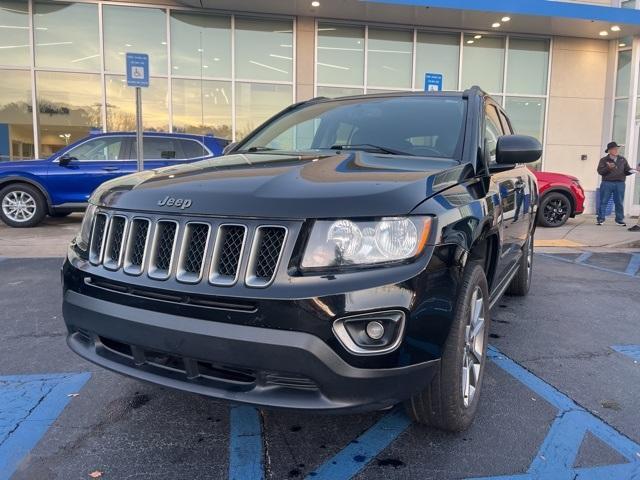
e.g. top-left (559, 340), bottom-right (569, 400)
top-left (237, 95), bottom-right (466, 160)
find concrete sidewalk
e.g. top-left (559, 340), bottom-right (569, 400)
top-left (535, 214), bottom-right (640, 253)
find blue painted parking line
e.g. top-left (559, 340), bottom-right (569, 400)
top-left (538, 253), bottom-right (640, 278)
top-left (306, 407), bottom-right (411, 480)
top-left (624, 253), bottom-right (640, 276)
top-left (0, 372), bottom-right (90, 480)
top-left (475, 347), bottom-right (640, 480)
top-left (575, 252), bottom-right (593, 264)
top-left (611, 345), bottom-right (640, 362)
top-left (229, 406), bottom-right (263, 480)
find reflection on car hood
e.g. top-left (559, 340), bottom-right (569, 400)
top-left (91, 152), bottom-right (472, 218)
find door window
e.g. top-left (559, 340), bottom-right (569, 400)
top-left (65, 136), bottom-right (127, 161)
top-left (179, 139), bottom-right (208, 159)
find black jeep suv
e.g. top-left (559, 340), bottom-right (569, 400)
top-left (62, 87), bottom-right (540, 431)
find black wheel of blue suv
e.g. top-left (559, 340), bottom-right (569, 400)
top-left (405, 263), bottom-right (490, 431)
top-left (0, 183), bottom-right (47, 228)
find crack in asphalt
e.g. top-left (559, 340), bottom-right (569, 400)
top-left (0, 381), bottom-right (55, 448)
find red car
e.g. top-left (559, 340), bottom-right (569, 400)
top-left (533, 170), bottom-right (585, 227)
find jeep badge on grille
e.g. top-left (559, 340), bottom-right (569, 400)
top-left (157, 196), bottom-right (192, 209)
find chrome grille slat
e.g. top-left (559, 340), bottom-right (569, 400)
top-left (89, 213), bottom-right (109, 265)
top-left (245, 226), bottom-right (287, 288)
top-left (148, 220), bottom-right (179, 280)
top-left (176, 222), bottom-right (211, 284)
top-left (123, 218), bottom-right (151, 276)
top-left (88, 211), bottom-right (290, 288)
top-left (209, 224), bottom-right (247, 286)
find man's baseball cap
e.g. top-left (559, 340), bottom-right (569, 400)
top-left (606, 141), bottom-right (621, 152)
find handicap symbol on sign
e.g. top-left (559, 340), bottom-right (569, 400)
top-left (131, 66), bottom-right (145, 79)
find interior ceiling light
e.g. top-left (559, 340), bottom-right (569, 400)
top-left (466, 40), bottom-right (475, 44)
top-left (311, 1), bottom-right (320, 7)
top-left (474, 34), bottom-right (482, 39)
top-left (492, 22), bottom-right (501, 28)
top-left (619, 42), bottom-right (627, 47)
top-left (501, 16), bottom-right (511, 22)
top-left (611, 25), bottom-right (621, 32)
top-left (599, 30), bottom-right (609, 36)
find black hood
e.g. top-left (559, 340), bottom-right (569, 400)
top-left (91, 152), bottom-right (472, 219)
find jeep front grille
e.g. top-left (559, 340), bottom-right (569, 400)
top-left (88, 212), bottom-right (290, 289)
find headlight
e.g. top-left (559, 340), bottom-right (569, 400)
top-left (301, 217), bottom-right (432, 269)
top-left (76, 204), bottom-right (97, 251)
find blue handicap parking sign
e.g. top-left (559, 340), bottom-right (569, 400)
top-left (425, 73), bottom-right (443, 92)
top-left (126, 53), bottom-right (149, 88)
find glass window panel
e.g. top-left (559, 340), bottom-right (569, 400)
top-left (235, 82), bottom-right (292, 140)
top-left (103, 6), bottom-right (167, 75)
top-left (316, 86), bottom-right (363, 98)
top-left (0, 1), bottom-right (30, 66)
top-left (616, 49), bottom-right (632, 98)
top-left (612, 98), bottom-right (628, 155)
top-left (66, 136), bottom-right (127, 161)
top-left (172, 78), bottom-right (232, 139)
top-left (170, 12), bottom-right (231, 78)
top-left (507, 38), bottom-right (549, 95)
top-left (34, 2), bottom-right (99, 71)
top-left (366, 89), bottom-right (410, 94)
top-left (317, 24), bottom-right (364, 86)
top-left (36, 71), bottom-right (102, 157)
top-left (106, 75), bottom-right (168, 132)
top-left (235, 17), bottom-right (293, 82)
top-left (461, 34), bottom-right (505, 93)
top-left (0, 70), bottom-right (34, 161)
top-left (504, 97), bottom-right (545, 141)
top-left (415, 32), bottom-right (460, 91)
top-left (367, 28), bottom-right (412, 89)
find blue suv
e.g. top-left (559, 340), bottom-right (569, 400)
top-left (0, 132), bottom-right (226, 227)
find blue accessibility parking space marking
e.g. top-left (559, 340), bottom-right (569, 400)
top-left (539, 253), bottom-right (640, 278)
top-left (476, 347), bottom-right (640, 480)
top-left (0, 372), bottom-right (90, 480)
top-left (229, 406), bottom-right (263, 480)
top-left (611, 345), bottom-right (640, 362)
top-left (624, 254), bottom-right (640, 276)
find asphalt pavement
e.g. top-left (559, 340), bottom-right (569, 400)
top-left (0, 249), bottom-right (639, 479)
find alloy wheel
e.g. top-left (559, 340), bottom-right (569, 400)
top-left (543, 198), bottom-right (568, 226)
top-left (462, 287), bottom-right (485, 408)
top-left (1, 191), bottom-right (37, 223)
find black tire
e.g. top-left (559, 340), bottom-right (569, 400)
top-left (0, 183), bottom-right (47, 228)
top-left (405, 263), bottom-right (490, 431)
top-left (537, 192), bottom-right (571, 228)
top-left (506, 235), bottom-right (534, 297)
top-left (50, 211), bottom-right (72, 218)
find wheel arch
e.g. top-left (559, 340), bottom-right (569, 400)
top-left (468, 226), bottom-right (500, 291)
top-left (0, 176), bottom-right (53, 214)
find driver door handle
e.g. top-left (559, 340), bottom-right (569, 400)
top-left (102, 166), bottom-right (119, 172)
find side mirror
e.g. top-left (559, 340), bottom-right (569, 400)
top-left (496, 135), bottom-right (542, 165)
top-left (58, 154), bottom-right (76, 166)
top-left (222, 142), bottom-right (238, 156)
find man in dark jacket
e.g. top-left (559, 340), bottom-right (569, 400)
top-left (597, 141), bottom-right (634, 226)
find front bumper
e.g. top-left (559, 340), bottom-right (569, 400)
top-left (63, 288), bottom-right (440, 412)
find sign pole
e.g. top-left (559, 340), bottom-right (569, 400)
top-left (135, 87), bottom-right (144, 172)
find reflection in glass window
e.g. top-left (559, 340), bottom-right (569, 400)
top-left (172, 78), bottom-right (232, 139)
top-left (0, 1), bottom-right (30, 66)
top-left (34, 2), bottom-right (99, 71)
top-left (235, 82), bottom-right (292, 139)
top-left (612, 98), bottom-right (628, 155)
top-left (106, 76), bottom-right (168, 133)
top-left (616, 50), bottom-right (632, 98)
top-left (367, 29), bottom-right (412, 89)
top-left (235, 18), bottom-right (293, 82)
top-left (67, 136), bottom-right (126, 161)
top-left (317, 24), bottom-right (364, 86)
top-left (316, 86), bottom-right (363, 98)
top-left (170, 12), bottom-right (231, 78)
top-left (504, 97), bottom-right (545, 141)
top-left (36, 72), bottom-right (102, 156)
top-left (507, 38), bottom-right (549, 95)
top-left (462, 35), bottom-right (505, 93)
top-left (103, 6), bottom-right (167, 75)
top-left (0, 70), bottom-right (34, 161)
top-left (415, 32), bottom-right (460, 91)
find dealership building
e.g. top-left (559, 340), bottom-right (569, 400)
top-left (2, 0), bottom-right (640, 214)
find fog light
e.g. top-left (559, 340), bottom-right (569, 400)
top-left (366, 321), bottom-right (385, 340)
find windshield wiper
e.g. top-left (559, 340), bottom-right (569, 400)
top-left (240, 146), bottom-right (278, 153)
top-left (329, 143), bottom-right (413, 156)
